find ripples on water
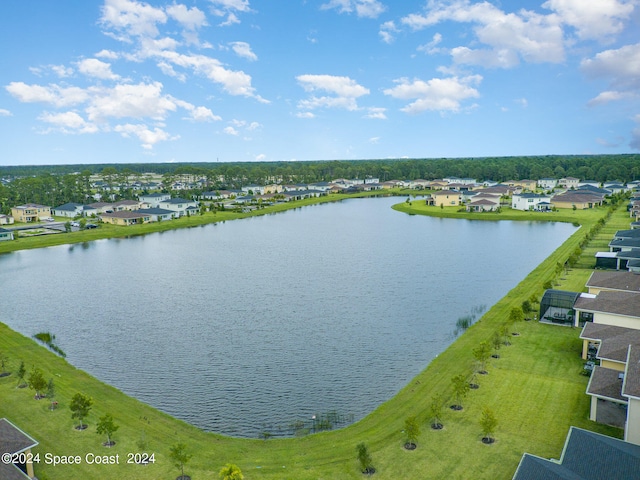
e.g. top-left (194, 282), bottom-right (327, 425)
top-left (0, 198), bottom-right (577, 437)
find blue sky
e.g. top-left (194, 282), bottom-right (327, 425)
top-left (1, 0), bottom-right (639, 166)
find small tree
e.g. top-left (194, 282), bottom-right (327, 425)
top-left (429, 395), bottom-right (444, 429)
top-left (451, 374), bottom-right (470, 410)
top-left (16, 361), bottom-right (27, 387)
top-left (46, 378), bottom-right (56, 410)
top-left (472, 342), bottom-right (491, 374)
top-left (403, 416), bottom-right (420, 450)
top-left (480, 407), bottom-right (498, 444)
top-left (509, 307), bottom-right (524, 335)
top-left (491, 332), bottom-right (502, 358)
top-left (169, 442), bottom-right (192, 480)
top-left (219, 463), bottom-right (244, 480)
top-left (69, 393), bottom-right (93, 429)
top-left (96, 413), bottom-right (119, 446)
top-left (0, 352), bottom-right (8, 375)
top-left (356, 442), bottom-right (375, 475)
top-left (27, 367), bottom-right (47, 399)
top-left (64, 221), bottom-right (71, 233)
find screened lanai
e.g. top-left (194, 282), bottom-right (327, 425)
top-left (539, 290), bottom-right (581, 326)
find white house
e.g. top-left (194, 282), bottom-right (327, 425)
top-left (53, 203), bottom-right (98, 218)
top-left (559, 177), bottom-right (580, 189)
top-left (511, 193), bottom-right (553, 211)
top-left (158, 197), bottom-right (198, 217)
top-left (537, 178), bottom-right (558, 190)
top-left (138, 193), bottom-right (171, 208)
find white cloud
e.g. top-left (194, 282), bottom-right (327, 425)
top-left (364, 107), bottom-right (387, 119)
top-left (383, 75), bottom-right (482, 114)
top-left (223, 126), bottom-right (239, 135)
top-left (296, 74), bottom-right (369, 112)
top-left (588, 90), bottom-right (637, 106)
top-left (0, 109), bottom-right (13, 116)
top-left (255, 153), bottom-right (266, 161)
top-left (402, 1), bottom-right (565, 67)
top-left (515, 97), bottom-right (528, 108)
top-left (296, 111), bottom-right (315, 119)
top-left (321, 0), bottom-right (386, 19)
top-left (38, 111), bottom-right (99, 134)
top-left (100, 0), bottom-right (168, 40)
top-left (51, 65), bottom-right (74, 78)
top-left (543, 0), bottom-right (635, 41)
top-left (210, 0), bottom-right (251, 13)
top-left (379, 20), bottom-right (398, 44)
top-left (229, 41), bottom-right (257, 61)
top-left (85, 82), bottom-right (177, 122)
top-left (417, 33), bottom-right (443, 54)
top-left (114, 123), bottom-right (176, 148)
top-left (95, 49), bottom-right (119, 59)
top-left (6, 82), bottom-right (89, 107)
top-left (77, 58), bottom-right (120, 80)
top-left (166, 4), bottom-right (207, 30)
top-left (369, 136), bottom-right (380, 143)
top-left (189, 106), bottom-right (221, 122)
top-left (581, 43), bottom-right (640, 91)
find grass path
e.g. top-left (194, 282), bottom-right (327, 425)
top-left (0, 199), bottom-right (628, 479)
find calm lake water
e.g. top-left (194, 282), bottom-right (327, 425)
top-left (0, 197), bottom-right (577, 437)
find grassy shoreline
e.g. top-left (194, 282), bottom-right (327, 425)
top-left (0, 197), bottom-right (627, 479)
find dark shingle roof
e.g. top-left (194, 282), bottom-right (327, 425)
top-left (623, 345), bottom-right (640, 400)
top-left (586, 366), bottom-right (626, 401)
top-left (513, 427), bottom-right (640, 480)
top-left (574, 291), bottom-right (640, 318)
top-left (586, 271), bottom-right (640, 293)
top-left (580, 322), bottom-right (640, 363)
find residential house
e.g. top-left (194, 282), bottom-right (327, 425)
top-left (537, 178), bottom-right (558, 190)
top-left (53, 203), bottom-right (98, 218)
top-left (0, 418), bottom-right (39, 479)
top-left (0, 214), bottom-right (14, 225)
top-left (87, 202), bottom-right (115, 214)
top-left (111, 200), bottom-right (142, 212)
top-left (511, 193), bottom-right (553, 211)
top-left (264, 184), bottom-right (285, 194)
top-left (480, 185), bottom-right (517, 196)
top-left (100, 211), bottom-right (151, 226)
top-left (509, 179), bottom-right (537, 191)
top-left (138, 193), bottom-right (171, 208)
top-left (573, 290), bottom-right (640, 329)
top-left (609, 237), bottom-right (640, 253)
top-left (0, 228), bottom-right (14, 242)
top-left (512, 427), bottom-right (640, 479)
top-left (158, 197), bottom-right (198, 217)
top-left (579, 180), bottom-right (601, 188)
top-left (559, 176), bottom-right (580, 189)
top-left (552, 191), bottom-right (604, 209)
top-left (428, 180), bottom-right (449, 191)
top-left (242, 184), bottom-right (265, 195)
top-left (466, 198), bottom-right (500, 212)
top-left (11, 204), bottom-right (52, 223)
top-left (432, 190), bottom-right (461, 207)
top-left (136, 208), bottom-right (174, 222)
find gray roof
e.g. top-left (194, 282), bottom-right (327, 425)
top-left (609, 238), bottom-right (640, 249)
top-left (54, 202), bottom-right (83, 211)
top-left (586, 271), bottom-right (640, 294)
top-left (586, 366), bottom-right (626, 401)
top-left (622, 345), bottom-right (640, 400)
top-left (137, 208), bottom-right (174, 215)
top-left (513, 427), bottom-right (640, 480)
top-left (573, 291), bottom-right (640, 318)
top-left (161, 197), bottom-right (193, 204)
top-left (0, 418), bottom-right (38, 480)
top-left (614, 230), bottom-right (640, 239)
top-left (580, 322), bottom-right (640, 363)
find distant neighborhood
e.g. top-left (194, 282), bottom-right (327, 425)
top-left (1, 174), bottom-right (639, 243)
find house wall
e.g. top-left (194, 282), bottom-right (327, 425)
top-left (0, 230), bottom-right (14, 241)
top-left (593, 312), bottom-right (640, 329)
top-left (433, 193), bottom-right (460, 206)
top-left (601, 359), bottom-right (625, 372)
top-left (625, 397), bottom-right (640, 445)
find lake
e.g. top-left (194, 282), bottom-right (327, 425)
top-left (0, 197), bottom-right (577, 437)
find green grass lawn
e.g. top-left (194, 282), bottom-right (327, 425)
top-left (0, 197), bottom-right (629, 479)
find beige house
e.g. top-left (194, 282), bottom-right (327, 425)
top-left (432, 189), bottom-right (461, 207)
top-left (573, 290), bottom-right (640, 329)
top-left (585, 271), bottom-right (640, 295)
top-left (506, 179), bottom-right (537, 191)
top-left (10, 204), bottom-right (51, 223)
top-left (0, 214), bottom-right (14, 225)
top-left (100, 211), bottom-right (150, 226)
top-left (0, 418), bottom-right (39, 479)
top-left (552, 191), bottom-right (604, 209)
